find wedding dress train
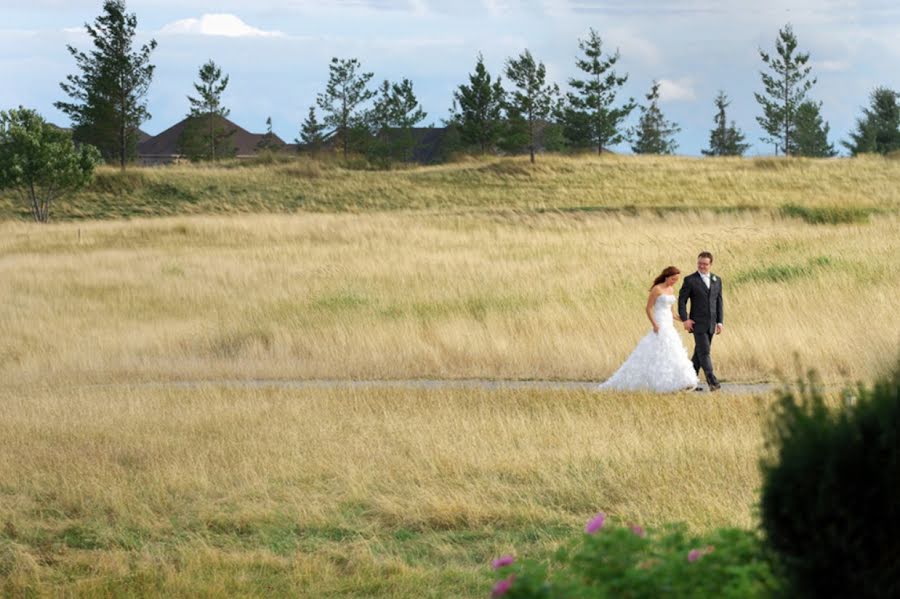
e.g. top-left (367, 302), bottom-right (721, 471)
top-left (598, 294), bottom-right (699, 393)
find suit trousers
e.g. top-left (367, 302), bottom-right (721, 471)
top-left (692, 329), bottom-right (719, 386)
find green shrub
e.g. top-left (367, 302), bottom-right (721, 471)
top-left (781, 203), bottom-right (872, 224)
top-left (760, 363), bottom-right (900, 598)
top-left (487, 516), bottom-right (781, 598)
top-left (734, 255), bottom-right (832, 285)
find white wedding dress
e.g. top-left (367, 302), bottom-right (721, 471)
top-left (598, 294), bottom-right (699, 393)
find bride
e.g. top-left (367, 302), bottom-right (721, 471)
top-left (598, 266), bottom-right (699, 392)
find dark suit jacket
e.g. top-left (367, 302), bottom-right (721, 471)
top-left (678, 272), bottom-right (723, 335)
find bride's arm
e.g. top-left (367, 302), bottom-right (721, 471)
top-left (646, 288), bottom-right (660, 332)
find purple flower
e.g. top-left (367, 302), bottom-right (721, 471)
top-left (491, 555), bottom-right (515, 570)
top-left (630, 525), bottom-right (646, 538)
top-left (491, 575), bottom-right (515, 598)
top-left (688, 549), bottom-right (702, 562)
top-left (585, 512), bottom-right (606, 534)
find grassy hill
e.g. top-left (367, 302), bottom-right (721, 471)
top-left (1, 153), bottom-right (898, 221)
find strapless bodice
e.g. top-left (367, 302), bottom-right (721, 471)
top-left (654, 294), bottom-right (676, 324)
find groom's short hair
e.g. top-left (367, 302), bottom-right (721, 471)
top-left (698, 251), bottom-right (714, 263)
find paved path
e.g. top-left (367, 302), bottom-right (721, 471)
top-left (90, 378), bottom-right (778, 394)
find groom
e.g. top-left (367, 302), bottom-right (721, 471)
top-left (678, 251), bottom-right (723, 391)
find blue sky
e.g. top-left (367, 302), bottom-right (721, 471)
top-left (3, 0), bottom-right (900, 155)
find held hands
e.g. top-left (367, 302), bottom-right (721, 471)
top-left (683, 319), bottom-right (695, 333)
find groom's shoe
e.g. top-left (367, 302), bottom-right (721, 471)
top-left (709, 383), bottom-right (722, 392)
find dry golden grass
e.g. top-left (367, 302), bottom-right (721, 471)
top-left (0, 383), bottom-right (771, 596)
top-left (2, 155), bottom-right (898, 595)
top-left (0, 153), bottom-right (899, 219)
top-left (0, 211), bottom-right (896, 387)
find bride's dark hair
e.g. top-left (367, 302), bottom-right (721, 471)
top-left (651, 266), bottom-right (680, 289)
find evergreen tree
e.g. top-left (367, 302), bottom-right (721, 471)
top-left (843, 87), bottom-right (900, 156)
top-left (631, 81), bottom-right (680, 155)
top-left (297, 106), bottom-right (326, 155)
top-left (793, 100), bottom-right (836, 157)
top-left (450, 54), bottom-right (506, 154)
top-left (55, 0), bottom-right (156, 169)
top-left (369, 78), bottom-right (427, 162)
top-left (178, 60), bottom-right (236, 161)
top-left (564, 28), bottom-right (635, 154)
top-left (754, 24), bottom-right (816, 156)
top-left (316, 57), bottom-right (376, 159)
top-left (256, 117), bottom-right (282, 152)
top-left (702, 91), bottom-right (750, 156)
top-left (503, 49), bottom-right (559, 163)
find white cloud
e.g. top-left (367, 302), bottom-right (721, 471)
top-left (605, 28), bottom-right (661, 67)
top-left (658, 78), bottom-right (697, 102)
top-left (159, 14), bottom-right (284, 38)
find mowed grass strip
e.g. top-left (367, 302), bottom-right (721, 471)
top-left (0, 384), bottom-right (771, 597)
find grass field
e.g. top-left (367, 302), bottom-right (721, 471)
top-left (1, 211), bottom-right (896, 386)
top-left (0, 153), bottom-right (898, 220)
top-left (1, 155), bottom-right (898, 596)
top-left (1, 384), bottom-right (771, 596)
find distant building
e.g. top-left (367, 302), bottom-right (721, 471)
top-left (137, 116), bottom-right (287, 165)
top-left (52, 116), bottom-right (455, 165)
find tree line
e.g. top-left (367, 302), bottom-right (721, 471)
top-left (36, 2), bottom-right (900, 164)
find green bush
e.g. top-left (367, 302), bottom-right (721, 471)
top-left (760, 364), bottom-right (900, 598)
top-left (487, 516), bottom-right (781, 598)
top-left (780, 203), bottom-right (872, 224)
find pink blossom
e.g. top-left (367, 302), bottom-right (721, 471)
top-left (491, 575), bottom-right (515, 598)
top-left (688, 549), bottom-right (702, 562)
top-left (491, 555), bottom-right (515, 570)
top-left (584, 512), bottom-right (606, 534)
top-left (630, 525), bottom-right (646, 538)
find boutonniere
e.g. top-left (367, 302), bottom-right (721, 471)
top-left (711, 275), bottom-right (717, 282)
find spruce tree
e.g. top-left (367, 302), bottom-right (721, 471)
top-left (55, 0), bottom-right (156, 169)
top-left (793, 100), bottom-right (836, 157)
top-left (451, 54), bottom-right (506, 154)
top-left (754, 24), bottom-right (816, 156)
top-left (631, 81), bottom-right (680, 155)
top-left (369, 78), bottom-right (427, 162)
top-left (503, 49), bottom-right (559, 163)
top-left (178, 60), bottom-right (236, 161)
top-left (843, 87), bottom-right (900, 156)
top-left (564, 28), bottom-right (635, 154)
top-left (702, 91), bottom-right (749, 156)
top-left (297, 107), bottom-right (326, 155)
top-left (316, 58), bottom-right (376, 159)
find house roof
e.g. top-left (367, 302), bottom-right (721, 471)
top-left (138, 115), bottom-right (285, 156)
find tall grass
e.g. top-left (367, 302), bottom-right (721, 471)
top-left (0, 211), bottom-right (895, 387)
top-left (0, 154), bottom-right (898, 220)
top-left (0, 384), bottom-right (772, 596)
top-left (1, 155), bottom-right (897, 595)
